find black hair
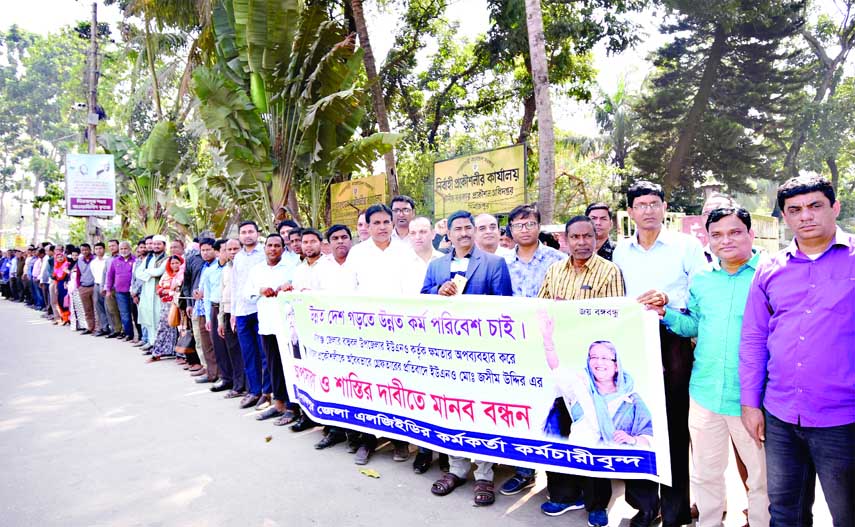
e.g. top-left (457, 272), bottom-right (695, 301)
top-left (108, 239), bottom-right (119, 245)
top-left (37, 248), bottom-right (45, 256)
top-left (325, 224), bottom-right (352, 240)
top-left (277, 219), bottom-right (299, 231)
top-left (94, 242), bottom-right (105, 249)
top-left (501, 226), bottom-right (513, 238)
top-left (626, 180), bottom-right (665, 207)
top-left (539, 231), bottom-right (560, 250)
top-left (447, 210), bottom-right (474, 228)
top-left (238, 220), bottom-right (259, 232)
top-left (390, 195), bottom-right (415, 209)
top-left (213, 239), bottom-right (226, 251)
top-left (508, 204), bottom-right (540, 224)
top-left (198, 237), bottom-right (216, 249)
top-left (265, 233), bottom-right (285, 244)
top-left (705, 207), bottom-right (751, 232)
top-left (288, 228), bottom-right (304, 239)
top-left (143, 235), bottom-right (154, 241)
top-left (776, 174), bottom-right (835, 210)
top-left (65, 244), bottom-right (76, 253)
top-left (585, 202), bottom-right (612, 217)
top-left (80, 243), bottom-right (91, 250)
top-left (172, 238), bottom-right (185, 247)
top-left (301, 228), bottom-right (323, 242)
top-left (364, 203), bottom-right (393, 224)
top-left (564, 215), bottom-right (595, 232)
top-left (136, 239), bottom-right (146, 246)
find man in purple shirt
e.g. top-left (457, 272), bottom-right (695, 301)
top-left (740, 174), bottom-right (854, 526)
top-left (105, 241), bottom-right (137, 342)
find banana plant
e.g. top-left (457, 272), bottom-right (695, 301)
top-left (194, 0), bottom-right (400, 227)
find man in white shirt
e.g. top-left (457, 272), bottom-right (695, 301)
top-left (474, 213), bottom-right (513, 257)
top-left (231, 221), bottom-right (274, 410)
top-left (343, 203), bottom-right (421, 465)
top-left (409, 216), bottom-right (444, 264)
top-left (611, 180), bottom-right (706, 527)
top-left (390, 195), bottom-right (415, 242)
top-left (356, 213), bottom-right (370, 242)
top-left (245, 233), bottom-right (300, 426)
top-left (344, 203), bottom-right (424, 296)
top-left (91, 242), bottom-right (113, 336)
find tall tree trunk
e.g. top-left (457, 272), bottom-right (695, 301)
top-left (350, 0), bottom-right (398, 196)
top-left (524, 0), bottom-right (556, 224)
top-left (31, 205), bottom-right (40, 245)
top-left (827, 157), bottom-right (839, 192)
top-left (517, 94), bottom-right (536, 144)
top-left (144, 17), bottom-right (164, 121)
top-left (44, 205), bottom-right (52, 241)
top-left (665, 24), bottom-right (726, 199)
top-left (0, 190), bottom-right (6, 239)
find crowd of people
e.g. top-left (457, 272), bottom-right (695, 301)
top-left (2, 173), bottom-right (852, 527)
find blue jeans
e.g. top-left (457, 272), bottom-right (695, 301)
top-left (31, 281), bottom-right (43, 309)
top-left (235, 313), bottom-right (270, 396)
top-left (765, 410), bottom-right (854, 527)
top-left (114, 292), bottom-right (135, 338)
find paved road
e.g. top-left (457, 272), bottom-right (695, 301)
top-left (0, 300), bottom-right (829, 526)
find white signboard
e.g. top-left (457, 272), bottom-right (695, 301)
top-left (65, 154), bottom-right (116, 217)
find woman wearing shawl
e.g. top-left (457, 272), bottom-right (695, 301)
top-left (51, 250), bottom-right (71, 326)
top-left (68, 247), bottom-right (87, 331)
top-left (149, 255), bottom-right (184, 361)
top-left (540, 312), bottom-right (653, 447)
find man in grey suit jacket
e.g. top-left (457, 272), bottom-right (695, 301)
top-left (421, 210), bottom-right (513, 296)
top-left (421, 210), bottom-right (512, 506)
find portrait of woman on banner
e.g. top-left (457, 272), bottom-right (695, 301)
top-left (539, 311), bottom-right (653, 449)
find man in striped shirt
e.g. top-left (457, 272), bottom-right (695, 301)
top-left (535, 215), bottom-right (624, 527)
top-left (539, 216), bottom-right (624, 301)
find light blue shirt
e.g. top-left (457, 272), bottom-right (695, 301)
top-left (663, 250), bottom-right (761, 416)
top-left (503, 242), bottom-right (567, 298)
top-left (612, 228), bottom-right (707, 310)
top-left (231, 245), bottom-right (266, 317)
top-left (200, 260), bottom-right (225, 320)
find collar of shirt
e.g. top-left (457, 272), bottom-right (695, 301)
top-left (628, 228), bottom-right (676, 249)
top-left (784, 227), bottom-right (854, 259)
top-left (710, 249), bottom-right (761, 274)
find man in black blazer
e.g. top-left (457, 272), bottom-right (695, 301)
top-left (421, 210), bottom-right (512, 506)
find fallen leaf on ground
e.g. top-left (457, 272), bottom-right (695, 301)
top-left (359, 468), bottom-right (380, 479)
top-left (265, 436), bottom-right (273, 443)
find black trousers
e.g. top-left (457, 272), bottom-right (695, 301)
top-left (624, 326), bottom-right (692, 523)
top-left (546, 471), bottom-right (611, 511)
top-left (221, 312), bottom-right (246, 392)
top-left (260, 333), bottom-right (293, 407)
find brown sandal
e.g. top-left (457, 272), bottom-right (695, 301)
top-left (473, 479), bottom-right (495, 506)
top-left (431, 473), bottom-right (464, 496)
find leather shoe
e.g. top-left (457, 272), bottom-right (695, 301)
top-left (239, 394), bottom-right (260, 409)
top-left (81, 329), bottom-right (92, 335)
top-left (630, 510), bottom-right (661, 527)
top-left (210, 381), bottom-right (232, 393)
top-left (314, 433), bottom-right (346, 450)
top-left (95, 330), bottom-right (110, 337)
top-left (224, 389), bottom-right (245, 399)
top-left (254, 394), bottom-right (271, 411)
top-left (106, 332), bottom-right (121, 339)
top-left (290, 416), bottom-right (318, 432)
top-left (190, 368), bottom-right (207, 377)
top-left (413, 451), bottom-right (433, 474)
top-left (194, 376), bottom-right (213, 384)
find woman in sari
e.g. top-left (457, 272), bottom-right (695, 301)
top-left (51, 251), bottom-right (71, 326)
top-left (148, 255), bottom-right (183, 361)
top-left (540, 312), bottom-right (653, 447)
top-left (68, 248), bottom-right (87, 331)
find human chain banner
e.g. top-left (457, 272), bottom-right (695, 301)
top-left (261, 292), bottom-right (671, 484)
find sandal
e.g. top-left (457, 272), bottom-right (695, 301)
top-left (431, 473), bottom-right (464, 496)
top-left (146, 356), bottom-right (161, 363)
top-left (272, 410), bottom-right (298, 426)
top-left (473, 479), bottom-right (495, 506)
top-left (188, 365), bottom-right (203, 372)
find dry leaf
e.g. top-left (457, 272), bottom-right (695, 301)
top-left (265, 435), bottom-right (273, 443)
top-left (359, 468), bottom-right (381, 479)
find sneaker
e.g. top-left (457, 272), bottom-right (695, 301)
top-left (541, 498), bottom-right (585, 516)
top-left (499, 474), bottom-right (536, 496)
top-left (354, 445), bottom-right (371, 465)
top-left (587, 509), bottom-right (608, 527)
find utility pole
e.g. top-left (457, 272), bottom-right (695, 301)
top-left (86, 1), bottom-right (101, 243)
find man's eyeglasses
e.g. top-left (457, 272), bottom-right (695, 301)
top-left (510, 221), bottom-right (538, 232)
top-left (392, 208), bottom-right (413, 215)
top-left (632, 202), bottom-right (662, 212)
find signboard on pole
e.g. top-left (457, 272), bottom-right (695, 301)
top-left (330, 174), bottom-right (389, 228)
top-left (65, 153), bottom-right (116, 217)
top-left (433, 144), bottom-right (526, 218)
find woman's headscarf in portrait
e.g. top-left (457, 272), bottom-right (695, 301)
top-left (584, 340), bottom-right (636, 444)
top-left (165, 255), bottom-right (185, 278)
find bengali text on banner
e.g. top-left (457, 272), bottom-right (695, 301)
top-left (261, 292), bottom-right (671, 484)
